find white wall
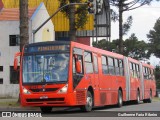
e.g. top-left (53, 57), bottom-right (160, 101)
top-left (31, 3), bottom-right (55, 43)
top-left (0, 21), bottom-right (19, 98)
top-left (0, 3), bottom-right (55, 98)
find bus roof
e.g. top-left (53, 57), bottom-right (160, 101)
top-left (128, 57), bottom-right (140, 64)
top-left (142, 62), bottom-right (154, 69)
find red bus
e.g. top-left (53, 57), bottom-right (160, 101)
top-left (14, 41), bottom-right (156, 113)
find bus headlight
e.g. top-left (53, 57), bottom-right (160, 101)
top-left (23, 87), bottom-right (31, 94)
top-left (58, 84), bottom-right (68, 93)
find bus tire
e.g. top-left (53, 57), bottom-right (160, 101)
top-left (40, 107), bottom-right (52, 113)
top-left (80, 91), bottom-right (93, 112)
top-left (117, 90), bottom-right (123, 107)
top-left (136, 90), bottom-right (140, 104)
top-left (147, 90), bottom-right (152, 103)
top-left (143, 99), bottom-right (147, 103)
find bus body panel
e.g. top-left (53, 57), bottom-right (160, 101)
top-left (142, 63), bottom-right (156, 99)
top-left (128, 57), bottom-right (141, 101)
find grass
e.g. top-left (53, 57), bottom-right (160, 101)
top-left (0, 101), bottom-right (20, 107)
top-left (153, 97), bottom-right (160, 102)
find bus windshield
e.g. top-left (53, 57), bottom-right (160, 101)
top-left (23, 53), bottom-right (69, 84)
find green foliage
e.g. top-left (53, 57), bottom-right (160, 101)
top-left (92, 39), bottom-right (118, 52)
top-left (123, 16), bottom-right (133, 35)
top-left (58, 0), bottom-right (88, 29)
top-left (110, 0), bottom-right (153, 53)
top-left (147, 18), bottom-right (160, 58)
top-left (92, 34), bottom-right (151, 60)
top-left (123, 33), bottom-right (150, 60)
top-left (75, 5), bottom-right (88, 29)
top-left (155, 66), bottom-right (160, 89)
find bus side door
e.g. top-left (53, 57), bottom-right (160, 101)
top-left (93, 53), bottom-right (100, 106)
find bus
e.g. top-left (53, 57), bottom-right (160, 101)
top-left (14, 41), bottom-right (156, 113)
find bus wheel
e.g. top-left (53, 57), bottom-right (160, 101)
top-left (136, 90), bottom-right (140, 104)
top-left (40, 107), bottom-right (52, 113)
top-left (80, 91), bottom-right (93, 112)
top-left (117, 90), bottom-right (123, 107)
top-left (143, 99), bottom-right (147, 103)
top-left (147, 90), bottom-right (152, 103)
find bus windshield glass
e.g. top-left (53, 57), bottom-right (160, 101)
top-left (23, 53), bottom-right (69, 84)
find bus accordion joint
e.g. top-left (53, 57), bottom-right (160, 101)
top-left (14, 52), bottom-right (21, 71)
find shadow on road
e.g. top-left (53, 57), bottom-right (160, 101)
top-left (42, 101), bottom-right (147, 116)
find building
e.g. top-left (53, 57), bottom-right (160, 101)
top-left (55, 0), bottom-right (110, 45)
top-left (0, 2), bottom-right (55, 98)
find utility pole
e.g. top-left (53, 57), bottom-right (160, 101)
top-left (19, 0), bottom-right (29, 52)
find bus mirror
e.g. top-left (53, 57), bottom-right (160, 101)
top-left (76, 60), bottom-right (81, 73)
top-left (14, 52), bottom-right (21, 71)
top-left (14, 58), bottom-right (18, 71)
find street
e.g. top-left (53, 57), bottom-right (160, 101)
top-left (0, 101), bottom-right (160, 117)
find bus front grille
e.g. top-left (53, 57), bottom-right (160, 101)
top-left (29, 88), bottom-right (59, 92)
top-left (26, 98), bottom-right (64, 102)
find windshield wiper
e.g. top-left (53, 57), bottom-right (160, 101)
top-left (41, 78), bottom-right (46, 82)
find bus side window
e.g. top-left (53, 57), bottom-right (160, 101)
top-left (144, 67), bottom-right (148, 79)
top-left (108, 57), bottom-right (115, 75)
top-left (151, 69), bottom-right (154, 80)
top-left (84, 51), bottom-right (93, 74)
top-left (119, 59), bottom-right (124, 76)
top-left (114, 58), bottom-right (120, 75)
top-left (130, 62), bottom-right (134, 77)
top-left (102, 56), bottom-right (108, 74)
top-left (93, 55), bottom-right (98, 73)
top-left (148, 68), bottom-right (152, 79)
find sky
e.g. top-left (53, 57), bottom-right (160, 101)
top-left (111, 1), bottom-right (160, 66)
top-left (111, 1), bottom-right (160, 41)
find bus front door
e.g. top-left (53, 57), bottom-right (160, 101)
top-left (93, 53), bottom-right (100, 106)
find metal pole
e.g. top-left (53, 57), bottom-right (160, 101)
top-left (95, 14), bottom-right (98, 43)
top-left (32, 3), bottom-right (87, 42)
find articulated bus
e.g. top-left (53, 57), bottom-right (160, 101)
top-left (14, 41), bottom-right (156, 113)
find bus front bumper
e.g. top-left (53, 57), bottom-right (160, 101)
top-left (20, 92), bottom-right (78, 107)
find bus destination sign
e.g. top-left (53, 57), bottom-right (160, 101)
top-left (25, 45), bottom-right (70, 53)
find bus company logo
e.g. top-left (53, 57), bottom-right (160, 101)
top-left (40, 96), bottom-right (48, 99)
top-left (41, 84), bottom-right (46, 92)
top-left (2, 112), bottom-right (11, 117)
top-left (42, 88), bottom-right (45, 92)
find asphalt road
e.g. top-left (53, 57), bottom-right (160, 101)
top-left (0, 101), bottom-right (160, 117)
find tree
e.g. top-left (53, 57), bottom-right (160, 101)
top-left (18, 0), bottom-right (29, 102)
top-left (93, 34), bottom-right (151, 60)
top-left (110, 0), bottom-right (153, 54)
top-left (58, 0), bottom-right (88, 41)
top-left (123, 33), bottom-right (150, 60)
top-left (92, 39), bottom-right (118, 52)
top-left (19, 0), bottom-right (29, 52)
top-left (155, 66), bottom-right (160, 89)
top-left (147, 18), bottom-right (160, 58)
